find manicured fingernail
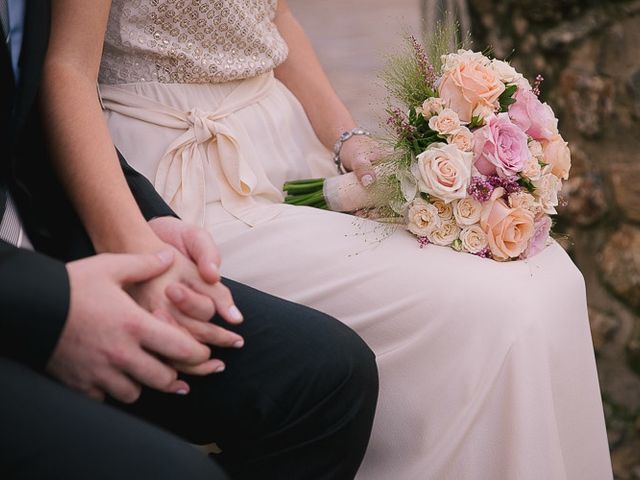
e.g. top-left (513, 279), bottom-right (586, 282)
top-left (176, 389), bottom-right (189, 395)
top-left (233, 339), bottom-right (244, 349)
top-left (157, 249), bottom-right (174, 264)
top-left (361, 175), bottom-right (374, 187)
top-left (229, 306), bottom-right (244, 322)
top-left (215, 363), bottom-right (226, 373)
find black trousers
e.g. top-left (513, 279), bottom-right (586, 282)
top-left (1, 279), bottom-right (378, 479)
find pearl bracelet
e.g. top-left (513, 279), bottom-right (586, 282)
top-left (332, 127), bottom-right (371, 174)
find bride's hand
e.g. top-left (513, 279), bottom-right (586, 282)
top-left (339, 135), bottom-right (382, 187)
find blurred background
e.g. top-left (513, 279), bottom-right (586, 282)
top-left (288, 0), bottom-right (640, 478)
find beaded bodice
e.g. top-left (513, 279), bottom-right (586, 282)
top-left (99, 0), bottom-right (289, 85)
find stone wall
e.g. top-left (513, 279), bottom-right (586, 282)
top-left (467, 1), bottom-right (640, 477)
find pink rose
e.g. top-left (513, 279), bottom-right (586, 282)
top-left (480, 187), bottom-right (535, 260)
top-left (473, 113), bottom-right (529, 178)
top-left (522, 215), bottom-right (552, 259)
top-left (438, 57), bottom-right (505, 123)
top-left (508, 88), bottom-right (558, 141)
top-left (542, 134), bottom-right (571, 180)
top-left (413, 143), bottom-right (473, 203)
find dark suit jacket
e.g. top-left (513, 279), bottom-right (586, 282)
top-left (1, 0), bottom-right (176, 371)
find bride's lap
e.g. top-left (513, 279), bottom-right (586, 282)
top-left (210, 202), bottom-right (587, 348)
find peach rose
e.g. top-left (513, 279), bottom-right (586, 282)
top-left (459, 224), bottom-right (489, 254)
top-left (431, 198), bottom-right (454, 221)
top-left (453, 197), bottom-right (482, 226)
top-left (427, 219), bottom-right (461, 246)
top-left (406, 199), bottom-right (441, 237)
top-left (449, 126), bottom-right (474, 152)
top-left (413, 143), bottom-right (473, 203)
top-left (542, 134), bottom-right (571, 180)
top-left (438, 52), bottom-right (505, 123)
top-left (421, 97), bottom-right (447, 119)
top-left (428, 108), bottom-right (461, 135)
top-left (480, 187), bottom-right (535, 260)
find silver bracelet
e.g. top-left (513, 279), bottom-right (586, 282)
top-left (333, 127), bottom-right (371, 174)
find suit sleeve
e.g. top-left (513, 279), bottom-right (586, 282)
top-left (0, 240), bottom-right (70, 371)
top-left (117, 149), bottom-right (178, 221)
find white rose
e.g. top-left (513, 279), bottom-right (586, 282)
top-left (453, 197), bottom-right (482, 226)
top-left (421, 97), bottom-right (447, 119)
top-left (428, 108), bottom-right (461, 135)
top-left (427, 219), bottom-right (461, 246)
top-left (533, 173), bottom-right (562, 215)
top-left (490, 59), bottom-right (524, 85)
top-left (413, 142), bottom-right (473, 203)
top-left (459, 224), bottom-right (489, 253)
top-left (448, 126), bottom-right (474, 152)
top-left (431, 198), bottom-right (454, 220)
top-left (406, 199), bottom-right (442, 237)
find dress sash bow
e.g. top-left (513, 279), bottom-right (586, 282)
top-left (100, 74), bottom-right (279, 226)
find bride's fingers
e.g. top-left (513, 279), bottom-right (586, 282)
top-left (178, 316), bottom-right (244, 349)
top-left (183, 227), bottom-right (222, 284)
top-left (166, 283), bottom-right (215, 322)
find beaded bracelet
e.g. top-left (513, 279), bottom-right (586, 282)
top-left (332, 127), bottom-right (371, 174)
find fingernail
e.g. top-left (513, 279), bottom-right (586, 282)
top-left (210, 262), bottom-right (220, 276)
top-left (233, 339), bottom-right (244, 349)
top-left (156, 249), bottom-right (174, 265)
top-left (215, 363), bottom-right (226, 373)
top-left (229, 306), bottom-right (244, 323)
top-left (176, 389), bottom-right (189, 396)
top-left (167, 285), bottom-right (184, 302)
top-left (361, 174), bottom-right (374, 187)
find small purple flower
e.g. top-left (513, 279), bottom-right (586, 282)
top-left (501, 177), bottom-right (523, 194)
top-left (475, 247), bottom-right (492, 259)
top-left (467, 176), bottom-right (495, 202)
top-left (417, 236), bottom-right (430, 248)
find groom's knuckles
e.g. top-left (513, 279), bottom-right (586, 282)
top-left (142, 319), bottom-right (211, 364)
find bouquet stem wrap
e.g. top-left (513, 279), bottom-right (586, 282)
top-left (284, 170), bottom-right (379, 213)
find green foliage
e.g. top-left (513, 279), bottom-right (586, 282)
top-left (499, 84), bottom-right (518, 112)
top-left (381, 48), bottom-right (436, 108)
top-left (517, 176), bottom-right (537, 194)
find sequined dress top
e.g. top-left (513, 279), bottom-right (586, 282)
top-left (99, 0), bottom-right (289, 84)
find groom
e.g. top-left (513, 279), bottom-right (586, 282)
top-left (0, 1), bottom-right (378, 479)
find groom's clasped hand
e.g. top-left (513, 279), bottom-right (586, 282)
top-left (47, 216), bottom-right (245, 404)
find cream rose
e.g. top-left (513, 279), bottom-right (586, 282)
top-left (431, 198), bottom-right (454, 220)
top-left (413, 143), bottom-right (473, 203)
top-left (438, 52), bottom-right (505, 122)
top-left (441, 49), bottom-right (491, 71)
top-left (453, 197), bottom-right (482, 226)
top-left (428, 108), bottom-right (461, 135)
top-left (521, 154), bottom-right (542, 181)
top-left (542, 134), bottom-right (571, 180)
top-left (421, 97), bottom-right (447, 119)
top-left (459, 224), bottom-right (489, 254)
top-left (508, 191), bottom-right (540, 215)
top-left (480, 187), bottom-right (535, 260)
top-left (427, 219), bottom-right (461, 246)
top-left (449, 126), bottom-right (474, 152)
top-left (406, 199), bottom-right (441, 237)
top-left (533, 173), bottom-right (562, 215)
top-left (528, 140), bottom-right (544, 160)
top-left (490, 59), bottom-right (526, 86)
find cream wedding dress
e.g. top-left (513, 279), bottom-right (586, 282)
top-left (98, 1), bottom-right (612, 478)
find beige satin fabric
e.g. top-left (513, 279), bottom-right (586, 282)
top-left (99, 74), bottom-right (282, 227)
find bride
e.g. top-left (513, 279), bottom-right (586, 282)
top-left (44, 0), bottom-right (612, 478)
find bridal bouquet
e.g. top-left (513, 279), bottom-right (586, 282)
top-left (283, 34), bottom-right (571, 261)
